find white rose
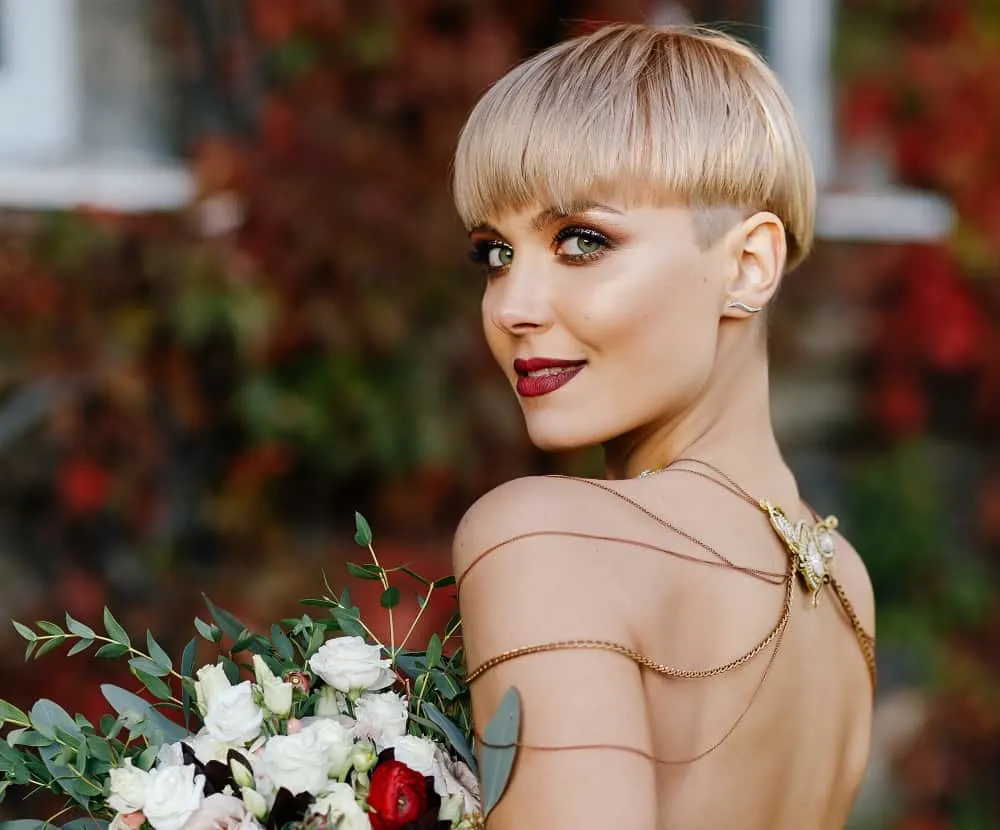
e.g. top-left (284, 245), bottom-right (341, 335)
top-left (432, 752), bottom-right (480, 818)
top-left (392, 735), bottom-right (436, 776)
top-left (308, 637), bottom-right (394, 694)
top-left (143, 764), bottom-right (206, 830)
top-left (258, 718), bottom-right (354, 796)
top-left (156, 742), bottom-right (185, 768)
top-left (354, 692), bottom-right (408, 749)
top-left (252, 655), bottom-right (293, 717)
top-left (108, 758), bottom-right (152, 813)
top-left (194, 664), bottom-right (232, 715)
top-left (180, 793), bottom-right (245, 830)
top-left (204, 681), bottom-right (264, 745)
top-left (311, 782), bottom-right (372, 830)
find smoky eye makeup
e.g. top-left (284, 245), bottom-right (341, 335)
top-left (468, 238), bottom-right (513, 271)
top-left (551, 223), bottom-right (619, 263)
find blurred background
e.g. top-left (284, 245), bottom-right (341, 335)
top-left (0, 0), bottom-right (996, 826)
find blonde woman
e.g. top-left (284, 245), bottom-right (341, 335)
top-left (451, 23), bottom-right (875, 830)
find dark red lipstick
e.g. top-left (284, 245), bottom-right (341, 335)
top-left (513, 357), bottom-right (586, 398)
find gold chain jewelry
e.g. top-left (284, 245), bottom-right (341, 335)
top-left (639, 458), bottom-right (876, 686)
top-left (467, 558), bottom-right (795, 685)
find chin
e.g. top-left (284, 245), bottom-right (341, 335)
top-left (522, 411), bottom-right (607, 453)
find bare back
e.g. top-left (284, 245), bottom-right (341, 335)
top-left (455, 468), bottom-right (875, 830)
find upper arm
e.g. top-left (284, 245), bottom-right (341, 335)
top-left (453, 478), bottom-right (658, 829)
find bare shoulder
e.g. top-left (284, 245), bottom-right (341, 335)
top-left (834, 531), bottom-right (876, 638)
top-left (452, 477), bottom-right (658, 828)
top-left (452, 475), bottom-right (643, 655)
top-left (452, 474), bottom-right (619, 580)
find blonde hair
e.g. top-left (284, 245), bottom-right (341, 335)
top-left (453, 23), bottom-right (816, 270)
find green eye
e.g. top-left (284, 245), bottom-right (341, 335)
top-left (469, 241), bottom-right (513, 271)
top-left (489, 245), bottom-right (514, 268)
top-left (555, 229), bottom-right (609, 259)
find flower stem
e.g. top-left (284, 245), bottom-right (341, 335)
top-left (396, 584), bottom-right (434, 656)
top-left (367, 542), bottom-right (396, 658)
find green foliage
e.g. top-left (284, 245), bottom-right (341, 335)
top-left (2, 527), bottom-right (491, 825)
top-left (480, 687), bottom-right (522, 818)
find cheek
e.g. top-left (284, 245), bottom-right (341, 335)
top-left (578, 270), bottom-right (711, 355)
top-left (481, 294), bottom-right (507, 367)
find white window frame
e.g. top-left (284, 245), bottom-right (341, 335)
top-left (0, 0), bottom-right (193, 212)
top-left (765, 0), bottom-right (955, 241)
top-left (0, 0), bottom-right (79, 159)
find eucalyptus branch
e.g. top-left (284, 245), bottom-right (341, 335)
top-left (28, 633), bottom-right (187, 685)
top-left (366, 542), bottom-right (396, 657)
top-left (396, 584), bottom-right (435, 655)
top-left (440, 615), bottom-right (463, 649)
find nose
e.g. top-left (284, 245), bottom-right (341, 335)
top-left (486, 264), bottom-right (553, 336)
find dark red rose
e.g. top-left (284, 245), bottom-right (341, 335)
top-left (367, 760), bottom-right (428, 830)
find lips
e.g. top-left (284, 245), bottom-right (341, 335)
top-left (513, 357), bottom-right (586, 398)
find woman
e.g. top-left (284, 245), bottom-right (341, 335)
top-left (450, 22), bottom-right (875, 830)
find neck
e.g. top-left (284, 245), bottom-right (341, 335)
top-left (603, 329), bottom-right (795, 498)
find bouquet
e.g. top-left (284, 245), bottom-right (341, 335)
top-left (0, 514), bottom-right (520, 830)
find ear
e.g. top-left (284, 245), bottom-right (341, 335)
top-left (721, 211), bottom-right (787, 317)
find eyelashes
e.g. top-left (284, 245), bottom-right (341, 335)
top-left (468, 224), bottom-right (615, 273)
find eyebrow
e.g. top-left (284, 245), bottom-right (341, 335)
top-left (469, 203), bottom-right (625, 239)
top-left (529, 203), bottom-right (624, 232)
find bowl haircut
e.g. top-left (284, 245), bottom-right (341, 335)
top-left (453, 23), bottom-right (816, 272)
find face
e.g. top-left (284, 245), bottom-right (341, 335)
top-left (469, 200), bottom-right (740, 452)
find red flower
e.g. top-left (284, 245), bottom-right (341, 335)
top-left (367, 760), bottom-right (428, 830)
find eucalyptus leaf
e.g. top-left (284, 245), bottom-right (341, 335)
top-left (101, 685), bottom-right (187, 745)
top-left (305, 625), bottom-right (325, 659)
top-left (34, 636), bottom-right (67, 658)
top-left (480, 686), bottom-right (521, 817)
top-left (393, 653), bottom-right (423, 678)
top-left (271, 624), bottom-right (295, 662)
top-left (333, 608), bottom-right (367, 640)
top-left (202, 596), bottom-right (248, 644)
top-left (0, 700), bottom-right (29, 728)
top-left (11, 622), bottom-right (37, 642)
top-left (39, 743), bottom-right (86, 807)
top-left (181, 637), bottom-right (198, 680)
top-left (63, 820), bottom-right (110, 830)
top-left (220, 658), bottom-right (241, 685)
top-left (346, 562), bottom-right (382, 581)
top-left (426, 634), bottom-right (443, 669)
top-left (65, 614), bottom-right (96, 640)
top-left (36, 620), bottom-right (64, 637)
top-left (133, 669), bottom-right (173, 701)
top-left (30, 700), bottom-right (82, 741)
top-left (67, 638), bottom-right (94, 657)
top-left (94, 643), bottom-right (129, 659)
top-left (102, 608), bottom-right (131, 648)
top-left (146, 632), bottom-right (173, 673)
top-left (422, 701), bottom-right (478, 775)
top-left (194, 616), bottom-right (218, 642)
top-left (6, 729), bottom-right (53, 748)
top-left (380, 587), bottom-right (400, 609)
top-left (129, 657), bottom-right (170, 678)
top-left (430, 668), bottom-right (462, 700)
top-left (354, 511), bottom-right (373, 546)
